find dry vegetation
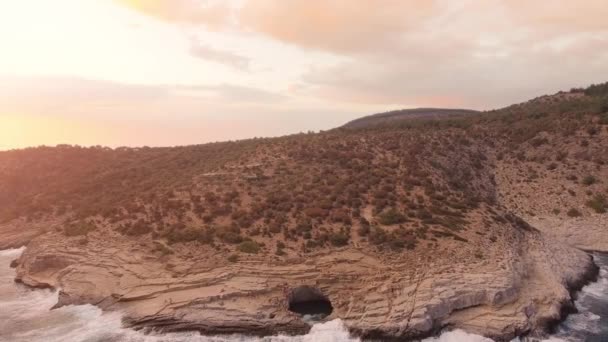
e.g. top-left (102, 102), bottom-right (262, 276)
top-left (0, 82), bottom-right (607, 259)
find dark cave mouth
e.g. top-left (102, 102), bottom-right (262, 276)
top-left (287, 286), bottom-right (333, 318)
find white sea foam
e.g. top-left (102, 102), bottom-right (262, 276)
top-left (0, 246), bottom-right (25, 258)
top-left (1, 248), bottom-right (606, 342)
top-left (0, 247), bottom-right (495, 342)
top-left (421, 329), bottom-right (494, 342)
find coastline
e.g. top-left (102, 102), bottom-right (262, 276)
top-left (5, 245), bottom-right (604, 342)
top-left (542, 252), bottom-right (601, 338)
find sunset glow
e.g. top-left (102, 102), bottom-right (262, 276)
top-left (1, 0), bottom-right (607, 149)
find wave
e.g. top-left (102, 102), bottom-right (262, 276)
top-left (0, 247), bottom-right (493, 342)
top-left (1, 248), bottom-right (606, 342)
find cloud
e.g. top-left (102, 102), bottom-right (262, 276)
top-left (236, 0), bottom-right (608, 56)
top-left (0, 76), bottom-right (288, 118)
top-left (0, 76), bottom-right (355, 149)
top-left (210, 84), bottom-right (287, 103)
top-left (0, 76), bottom-right (170, 117)
top-left (286, 0), bottom-right (608, 109)
top-left (298, 34), bottom-right (608, 109)
top-left (505, 0), bottom-right (608, 33)
top-left (175, 83), bottom-right (287, 104)
top-left (238, 0), bottom-right (436, 55)
top-left (103, 0), bottom-right (608, 111)
top-left (188, 40), bottom-right (250, 71)
top-left (115, 0), bottom-right (231, 29)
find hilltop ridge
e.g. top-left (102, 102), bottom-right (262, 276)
top-left (341, 107), bottom-right (479, 129)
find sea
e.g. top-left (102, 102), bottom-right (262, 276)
top-left (1, 248), bottom-right (606, 342)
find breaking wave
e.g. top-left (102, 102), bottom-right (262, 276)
top-left (1, 248), bottom-right (606, 342)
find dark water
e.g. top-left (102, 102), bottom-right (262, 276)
top-left (548, 253), bottom-right (608, 342)
top-left (0, 248), bottom-right (606, 342)
top-left (289, 300), bottom-right (333, 317)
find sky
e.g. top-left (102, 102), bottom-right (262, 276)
top-left (1, 0), bottom-right (607, 150)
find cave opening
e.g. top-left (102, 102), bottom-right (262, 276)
top-left (287, 286), bottom-right (333, 318)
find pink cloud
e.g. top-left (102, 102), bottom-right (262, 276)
top-left (116, 0), bottom-right (230, 29)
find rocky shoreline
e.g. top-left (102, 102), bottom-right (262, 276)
top-left (3, 227), bottom-right (601, 342)
top-left (7, 250), bottom-right (601, 342)
top-left (539, 253), bottom-right (600, 340)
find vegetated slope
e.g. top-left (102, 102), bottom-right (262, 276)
top-left (0, 82), bottom-right (607, 340)
top-left (0, 83), bottom-right (606, 255)
top-left (341, 108), bottom-right (479, 129)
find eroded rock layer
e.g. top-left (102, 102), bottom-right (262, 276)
top-left (12, 225), bottom-right (597, 341)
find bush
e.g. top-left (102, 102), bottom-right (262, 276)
top-left (369, 226), bottom-right (388, 245)
top-left (217, 225), bottom-right (243, 244)
top-left (567, 208), bottom-right (582, 217)
top-left (238, 240), bottom-right (260, 254)
top-left (586, 194), bottom-right (607, 214)
top-left (304, 207), bottom-right (327, 218)
top-left (167, 227), bottom-right (214, 244)
top-left (227, 254), bottom-right (239, 262)
top-left (587, 126), bottom-right (599, 136)
top-left (599, 95), bottom-right (608, 112)
top-left (275, 241), bottom-right (286, 255)
top-left (377, 208), bottom-right (407, 225)
top-left (582, 175), bottom-right (597, 186)
top-left (329, 232), bottom-right (349, 247)
top-left (357, 224), bottom-right (370, 236)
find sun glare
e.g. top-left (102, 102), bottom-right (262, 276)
top-left (0, 115), bottom-right (104, 150)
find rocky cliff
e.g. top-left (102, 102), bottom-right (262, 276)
top-left (9, 222), bottom-right (598, 341)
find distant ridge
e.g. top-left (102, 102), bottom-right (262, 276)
top-left (341, 107), bottom-right (479, 129)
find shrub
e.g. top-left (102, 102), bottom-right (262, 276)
top-left (556, 151), bottom-right (568, 162)
top-left (357, 224), bottom-right (370, 236)
top-left (329, 232), bottom-right (349, 247)
top-left (582, 175), bottom-right (597, 186)
top-left (227, 254), bottom-right (239, 262)
top-left (369, 226), bottom-right (388, 245)
top-left (167, 227), bottom-right (214, 244)
top-left (304, 207), bottom-right (327, 218)
top-left (218, 228), bottom-right (243, 244)
top-left (587, 126), bottom-right (599, 136)
top-left (377, 208), bottom-right (407, 225)
top-left (566, 208), bottom-right (582, 217)
top-left (586, 194), bottom-right (607, 214)
top-left (238, 240), bottom-right (261, 254)
top-left (599, 96), bottom-right (608, 112)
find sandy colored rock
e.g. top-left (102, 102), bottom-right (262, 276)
top-left (13, 225), bottom-right (597, 341)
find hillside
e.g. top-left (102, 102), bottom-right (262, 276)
top-left (341, 108), bottom-right (479, 129)
top-left (0, 82), bottom-right (607, 340)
